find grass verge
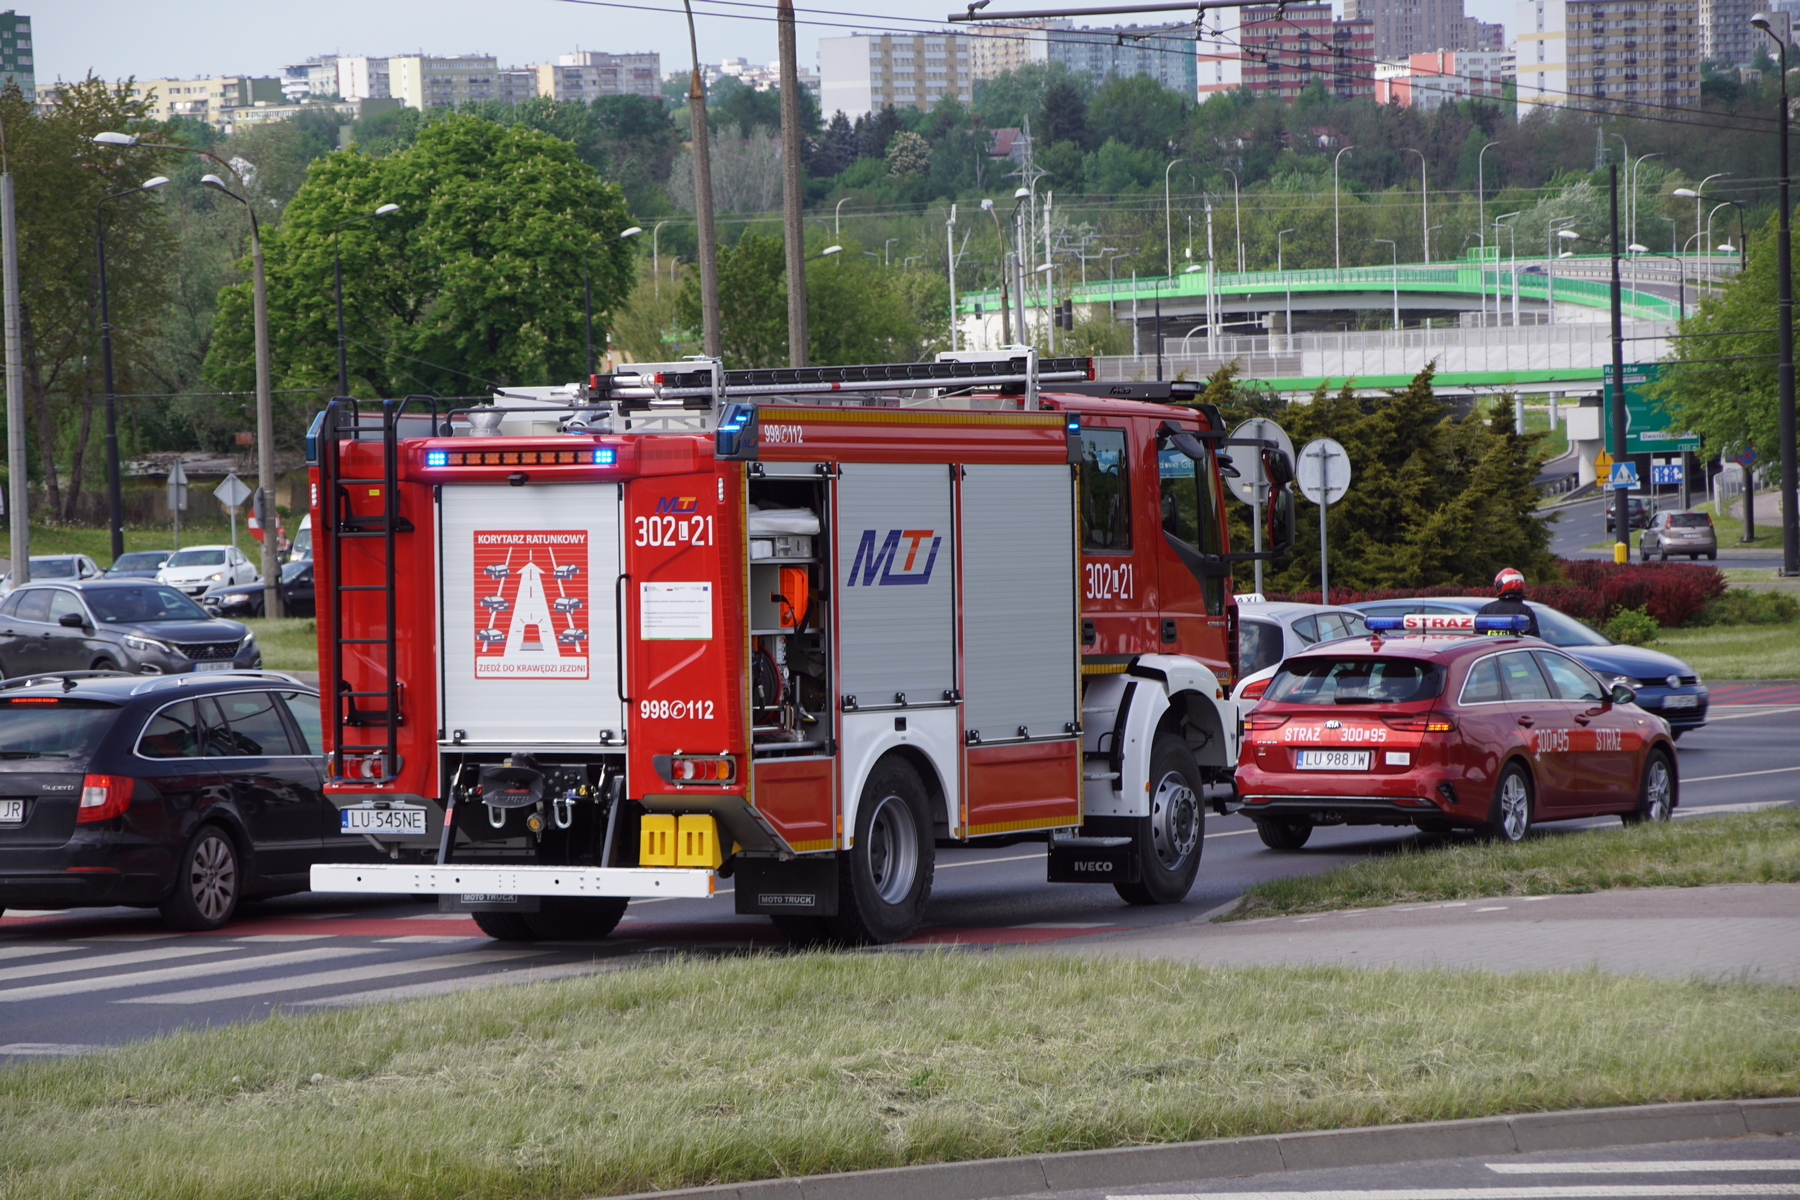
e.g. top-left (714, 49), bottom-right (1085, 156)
top-left (244, 617), bottom-right (318, 673)
top-left (1654, 623), bottom-right (1800, 678)
top-left (0, 953), bottom-right (1795, 1200)
top-left (1231, 808), bottom-right (1800, 921)
top-left (4, 521), bottom-right (242, 563)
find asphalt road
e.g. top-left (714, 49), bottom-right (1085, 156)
top-left (1540, 493), bottom-right (1788, 567)
top-left (2, 691), bottom-right (1796, 1060)
top-left (1002, 1135), bottom-right (1800, 1200)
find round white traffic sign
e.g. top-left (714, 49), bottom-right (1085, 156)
top-left (1224, 418), bottom-right (1294, 506)
top-left (1296, 437), bottom-right (1352, 506)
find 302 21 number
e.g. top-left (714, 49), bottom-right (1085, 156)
top-left (634, 515), bottom-right (713, 548)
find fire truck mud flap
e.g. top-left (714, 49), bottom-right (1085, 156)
top-left (309, 863), bottom-right (716, 900)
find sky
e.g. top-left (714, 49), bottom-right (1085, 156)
top-left (41, 0), bottom-right (1519, 90)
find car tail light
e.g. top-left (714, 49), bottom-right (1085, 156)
top-left (671, 755), bottom-right (735, 783)
top-left (76, 774), bottom-right (133, 823)
top-left (1382, 713), bottom-right (1457, 733)
top-left (1240, 677), bottom-right (1271, 701)
top-left (1244, 713), bottom-right (1289, 731)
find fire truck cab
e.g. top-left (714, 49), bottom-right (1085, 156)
top-left (308, 351), bottom-right (1295, 944)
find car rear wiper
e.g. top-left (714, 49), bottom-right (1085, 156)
top-left (0, 750), bottom-right (73, 759)
top-left (1331, 697), bottom-right (1382, 704)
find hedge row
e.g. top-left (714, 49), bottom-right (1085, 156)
top-left (1270, 560), bottom-right (1728, 628)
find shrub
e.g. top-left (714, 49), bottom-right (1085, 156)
top-left (1692, 588), bottom-right (1800, 626)
top-left (1602, 605), bottom-right (1660, 645)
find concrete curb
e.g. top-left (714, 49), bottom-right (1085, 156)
top-left (599, 1097), bottom-right (1800, 1200)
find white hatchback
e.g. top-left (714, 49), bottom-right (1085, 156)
top-left (157, 544), bottom-right (259, 597)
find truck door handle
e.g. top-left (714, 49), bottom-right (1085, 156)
top-left (614, 573), bottom-right (630, 704)
top-left (1515, 715), bottom-right (1535, 728)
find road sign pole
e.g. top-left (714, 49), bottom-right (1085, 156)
top-left (1252, 483), bottom-right (1264, 595)
top-left (1319, 486), bottom-right (1328, 601)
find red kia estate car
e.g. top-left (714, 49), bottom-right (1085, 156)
top-left (1235, 614), bottom-right (1679, 850)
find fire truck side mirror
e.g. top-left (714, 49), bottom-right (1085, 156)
top-left (1265, 480), bottom-right (1296, 555)
top-left (1262, 447), bottom-right (1295, 489)
top-left (716, 403), bottom-right (759, 461)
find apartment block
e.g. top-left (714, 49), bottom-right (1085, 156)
top-left (219, 95), bottom-right (402, 136)
top-left (0, 11), bottom-right (32, 101)
top-left (389, 53), bottom-right (499, 109)
top-left (336, 56), bottom-right (391, 101)
top-left (1565, 0), bottom-right (1700, 107)
top-left (1465, 18), bottom-right (1509, 47)
top-left (1197, 7), bottom-right (1245, 95)
top-left (1514, 0), bottom-right (1569, 106)
top-left (1239, 5), bottom-right (1376, 99)
top-left (1373, 47), bottom-right (1512, 105)
top-left (818, 31), bottom-right (974, 118)
top-left (1698, 0), bottom-right (1755, 62)
top-left (1344, 0), bottom-right (1471, 57)
top-left (129, 75), bottom-right (283, 126)
top-left (535, 50), bottom-right (661, 101)
top-left (967, 18), bottom-right (1056, 79)
top-left (1045, 24), bottom-right (1197, 94)
top-left (281, 55), bottom-right (339, 101)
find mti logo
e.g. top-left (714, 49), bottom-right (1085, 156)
top-left (847, 529), bottom-right (941, 586)
top-left (654, 496), bottom-right (700, 514)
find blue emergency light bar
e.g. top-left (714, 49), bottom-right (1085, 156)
top-left (425, 450), bottom-right (449, 467)
top-left (1365, 614), bottom-right (1532, 634)
top-left (592, 447), bottom-right (616, 465)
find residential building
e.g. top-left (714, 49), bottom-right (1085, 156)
top-left (1699, 0), bottom-right (1755, 62)
top-left (336, 55), bottom-right (391, 101)
top-left (1465, 18), bottom-right (1508, 48)
top-left (281, 56), bottom-right (339, 101)
top-left (535, 50), bottom-right (661, 101)
top-left (388, 53), bottom-right (499, 108)
top-left (1343, 0), bottom-right (1472, 58)
top-left (1565, 0), bottom-right (1700, 108)
top-left (128, 75), bottom-right (283, 127)
top-left (219, 95), bottom-right (402, 136)
top-left (817, 31), bottom-right (975, 118)
top-left (1514, 0), bottom-right (1569, 107)
top-left (967, 18), bottom-right (1057, 79)
top-left (33, 80), bottom-right (56, 110)
top-left (496, 67), bottom-right (537, 104)
top-left (1045, 23), bottom-right (1197, 94)
top-left (1372, 47), bottom-right (1512, 105)
top-left (1197, 7), bottom-right (1246, 94)
top-left (0, 11), bottom-right (32, 102)
top-left (1238, 5), bottom-right (1375, 99)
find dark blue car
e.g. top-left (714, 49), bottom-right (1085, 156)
top-left (1347, 597), bottom-right (1708, 737)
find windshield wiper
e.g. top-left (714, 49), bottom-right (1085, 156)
top-left (0, 750), bottom-right (73, 759)
top-left (1332, 697), bottom-right (1382, 704)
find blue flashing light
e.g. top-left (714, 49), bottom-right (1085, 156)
top-left (1364, 617), bottom-right (1407, 632)
top-left (592, 447), bottom-right (616, 466)
top-left (1065, 411), bottom-right (1081, 435)
top-left (425, 450), bottom-right (449, 467)
top-left (1475, 615), bottom-right (1532, 633)
top-left (1366, 614), bottom-right (1532, 635)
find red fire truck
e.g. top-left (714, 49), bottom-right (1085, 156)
top-left (307, 351), bottom-right (1295, 944)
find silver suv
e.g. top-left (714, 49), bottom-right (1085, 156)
top-left (1639, 510), bottom-right (1718, 561)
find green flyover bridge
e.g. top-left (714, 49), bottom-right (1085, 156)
top-left (957, 253), bottom-right (1738, 397)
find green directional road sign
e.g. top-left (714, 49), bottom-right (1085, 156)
top-left (1602, 363), bottom-right (1702, 454)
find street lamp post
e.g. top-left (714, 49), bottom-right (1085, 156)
top-left (94, 175), bottom-right (171, 562)
top-left (834, 197), bottom-right (854, 239)
top-left (1151, 265), bottom-right (1204, 381)
top-left (1403, 147), bottom-right (1430, 263)
top-left (1277, 227), bottom-right (1296, 349)
top-left (1371, 238), bottom-right (1398, 330)
top-left (333, 204), bottom-right (401, 397)
top-left (1477, 140), bottom-right (1501, 327)
top-left (981, 194), bottom-right (1025, 345)
top-left (806, 245), bottom-right (843, 264)
top-left (1707, 200), bottom-right (1748, 272)
top-left (1494, 212), bottom-right (1519, 326)
top-left (1672, 173), bottom-right (1731, 267)
top-left (1753, 11), bottom-right (1796, 576)
top-left (651, 220), bottom-right (670, 298)
top-left (1163, 157), bottom-right (1186, 278)
top-left (1628, 151), bottom-right (1663, 250)
top-left (1548, 218), bottom-right (1583, 325)
top-left (1221, 166), bottom-right (1243, 273)
top-left (582, 226), bottom-right (643, 378)
top-left (1333, 145), bottom-right (1354, 270)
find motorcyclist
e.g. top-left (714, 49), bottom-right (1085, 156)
top-left (1477, 567), bottom-right (1540, 637)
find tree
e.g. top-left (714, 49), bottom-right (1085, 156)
top-left (815, 111), bottom-right (858, 177)
top-left (856, 105), bottom-right (902, 160)
top-left (1039, 80), bottom-right (1090, 150)
top-left (1089, 75), bottom-right (1189, 154)
top-left (885, 130), bottom-right (931, 180)
top-left (972, 62), bottom-right (1089, 131)
top-left (205, 114), bottom-right (636, 404)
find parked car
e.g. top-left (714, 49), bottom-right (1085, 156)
top-left (1347, 597), bottom-right (1708, 736)
top-left (0, 581), bottom-right (259, 678)
top-left (1639, 510), bottom-right (1718, 561)
top-left (201, 559), bottom-right (315, 619)
top-left (1605, 495), bottom-right (1651, 532)
top-left (157, 544), bottom-right (259, 597)
top-left (1236, 617), bottom-right (1678, 850)
top-left (0, 671), bottom-right (378, 930)
top-left (104, 550), bottom-right (173, 579)
top-left (1234, 599), bottom-right (1372, 703)
top-left (0, 554), bottom-right (102, 593)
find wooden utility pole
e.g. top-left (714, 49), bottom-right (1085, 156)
top-left (683, 0), bottom-right (721, 356)
top-left (778, 0), bottom-right (808, 367)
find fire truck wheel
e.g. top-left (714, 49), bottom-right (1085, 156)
top-left (528, 897), bottom-right (629, 940)
top-left (471, 911), bottom-right (539, 941)
top-left (827, 757), bottom-right (934, 945)
top-left (1115, 735), bottom-right (1204, 906)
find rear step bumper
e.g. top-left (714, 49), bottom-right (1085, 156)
top-left (311, 862), bottom-right (717, 899)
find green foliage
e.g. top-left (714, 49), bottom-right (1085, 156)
top-left (1690, 587), bottom-right (1800, 626)
top-left (885, 130), bottom-right (931, 180)
top-left (1039, 80), bottom-right (1090, 150)
top-left (1602, 605), bottom-right (1661, 645)
top-left (1089, 74), bottom-right (1189, 155)
top-left (1206, 364), bottom-right (1554, 593)
top-left (971, 62), bottom-right (1090, 132)
top-left (206, 114), bottom-right (636, 404)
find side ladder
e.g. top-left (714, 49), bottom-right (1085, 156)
top-left (320, 398), bottom-right (416, 783)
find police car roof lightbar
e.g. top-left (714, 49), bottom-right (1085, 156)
top-left (596, 354), bottom-right (1095, 401)
top-left (1364, 614), bottom-right (1532, 634)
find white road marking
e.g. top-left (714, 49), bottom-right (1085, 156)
top-left (0, 945), bottom-right (77, 963)
top-left (120, 949), bottom-right (545, 1005)
top-left (939, 852), bottom-right (1044, 869)
top-left (0, 942), bottom-right (230, 985)
top-left (70, 933), bottom-right (180, 942)
top-left (377, 935), bottom-right (482, 944)
top-left (229, 934), bottom-right (335, 942)
top-left (1698, 706), bottom-right (1800, 720)
top-left (1677, 801), bottom-right (1795, 817)
top-left (1476, 906), bottom-right (1509, 912)
top-left (1011, 922), bottom-right (1118, 929)
top-left (0, 947), bottom-right (372, 1002)
top-left (1684, 766), bottom-right (1800, 782)
top-left (0, 1043), bottom-right (104, 1056)
top-left (1121, 1185), bottom-right (1800, 1198)
top-left (1488, 1164), bottom-right (1800, 1175)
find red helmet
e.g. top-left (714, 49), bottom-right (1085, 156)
top-left (1494, 567), bottom-right (1526, 595)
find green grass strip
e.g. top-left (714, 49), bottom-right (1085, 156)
top-left (0, 952), bottom-right (1795, 1199)
top-left (1233, 809), bottom-right (1800, 920)
top-left (1653, 625), bottom-right (1800, 679)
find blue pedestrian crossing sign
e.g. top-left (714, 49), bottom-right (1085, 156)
top-left (1609, 462), bottom-right (1640, 491)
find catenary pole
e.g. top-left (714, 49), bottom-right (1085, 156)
top-left (778, 0), bottom-right (808, 367)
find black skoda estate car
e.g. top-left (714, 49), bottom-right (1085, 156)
top-left (0, 671), bottom-right (376, 930)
